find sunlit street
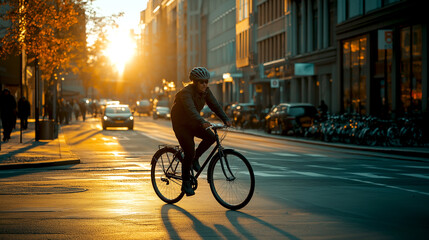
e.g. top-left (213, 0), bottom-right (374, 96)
top-left (0, 117), bottom-right (428, 239)
top-left (1, 0), bottom-right (428, 239)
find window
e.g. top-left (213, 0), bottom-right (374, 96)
top-left (106, 107), bottom-right (131, 114)
top-left (342, 35), bottom-right (367, 114)
top-left (237, 0), bottom-right (249, 22)
top-left (400, 25), bottom-right (422, 114)
top-left (257, 0), bottom-right (284, 26)
top-left (365, 0), bottom-right (381, 13)
top-left (338, 0), bottom-right (402, 23)
top-left (257, 33), bottom-right (285, 64)
top-left (312, 0), bottom-right (318, 50)
top-left (374, 36), bottom-right (393, 116)
top-left (348, 0), bottom-right (363, 18)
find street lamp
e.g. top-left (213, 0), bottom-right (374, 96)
top-left (223, 73), bottom-right (235, 103)
top-left (223, 73), bottom-right (233, 82)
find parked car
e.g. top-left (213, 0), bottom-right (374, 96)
top-left (102, 104), bottom-right (134, 130)
top-left (232, 103), bottom-right (259, 128)
top-left (152, 99), bottom-right (170, 119)
top-left (200, 105), bottom-right (216, 119)
top-left (135, 99), bottom-right (152, 116)
top-left (224, 103), bottom-right (238, 119)
top-left (265, 103), bottom-right (319, 135)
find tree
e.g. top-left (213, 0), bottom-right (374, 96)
top-left (1, 0), bottom-right (123, 99)
top-left (0, 0), bottom-right (89, 81)
top-left (79, 5), bottom-right (122, 98)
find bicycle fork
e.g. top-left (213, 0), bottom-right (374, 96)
top-left (213, 129), bottom-right (236, 182)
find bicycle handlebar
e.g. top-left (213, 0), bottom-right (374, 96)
top-left (205, 123), bottom-right (227, 130)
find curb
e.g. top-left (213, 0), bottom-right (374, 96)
top-left (0, 158), bottom-right (80, 170)
top-left (228, 128), bottom-right (429, 162)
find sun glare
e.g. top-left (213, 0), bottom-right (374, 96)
top-left (104, 28), bottom-right (136, 75)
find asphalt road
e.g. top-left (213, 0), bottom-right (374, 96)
top-left (0, 116), bottom-right (428, 239)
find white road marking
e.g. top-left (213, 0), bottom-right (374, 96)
top-left (333, 176), bottom-right (429, 196)
top-left (400, 173), bottom-right (429, 180)
top-left (307, 165), bottom-right (344, 170)
top-left (253, 168), bottom-right (429, 197)
top-left (252, 162), bottom-right (287, 170)
top-left (350, 172), bottom-right (392, 179)
top-left (273, 153), bottom-right (300, 157)
top-left (304, 154), bottom-right (327, 158)
top-left (137, 131), bottom-right (177, 145)
top-left (253, 171), bottom-right (288, 177)
top-left (364, 166), bottom-right (400, 171)
top-left (290, 171), bottom-right (327, 177)
top-left (400, 165), bottom-right (429, 169)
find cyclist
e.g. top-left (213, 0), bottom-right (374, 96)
top-left (171, 67), bottom-right (232, 196)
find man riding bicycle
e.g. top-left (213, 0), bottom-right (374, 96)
top-left (171, 67), bottom-right (232, 196)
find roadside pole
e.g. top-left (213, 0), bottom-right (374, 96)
top-left (35, 58), bottom-right (40, 141)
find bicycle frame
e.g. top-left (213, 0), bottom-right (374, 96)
top-left (158, 125), bottom-right (236, 182)
top-left (193, 126), bottom-right (236, 182)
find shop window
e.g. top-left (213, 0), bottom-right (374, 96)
top-left (374, 39), bottom-right (393, 116)
top-left (400, 25), bottom-right (422, 114)
top-left (342, 35), bottom-right (367, 114)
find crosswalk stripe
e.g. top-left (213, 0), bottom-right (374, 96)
top-left (290, 171), bottom-right (326, 177)
top-left (252, 162), bottom-right (287, 170)
top-left (304, 153), bottom-right (327, 158)
top-left (400, 173), bottom-right (429, 180)
top-left (307, 165), bottom-right (344, 170)
top-left (273, 153), bottom-right (299, 157)
top-left (350, 172), bottom-right (392, 179)
top-left (254, 171), bottom-right (287, 177)
top-left (400, 165), bottom-right (429, 169)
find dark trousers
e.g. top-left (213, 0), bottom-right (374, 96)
top-left (173, 124), bottom-right (216, 181)
top-left (20, 117), bottom-right (28, 130)
top-left (2, 119), bottom-right (14, 140)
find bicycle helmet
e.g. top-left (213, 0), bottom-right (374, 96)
top-left (189, 67), bottom-right (210, 81)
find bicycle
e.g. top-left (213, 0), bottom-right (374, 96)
top-left (150, 123), bottom-right (255, 210)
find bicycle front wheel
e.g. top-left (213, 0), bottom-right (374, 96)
top-left (208, 149), bottom-right (255, 210)
top-left (151, 147), bottom-right (184, 204)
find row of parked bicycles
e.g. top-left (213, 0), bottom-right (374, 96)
top-left (301, 113), bottom-right (427, 147)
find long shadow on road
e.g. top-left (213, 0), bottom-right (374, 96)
top-left (0, 141), bottom-right (48, 163)
top-left (0, 164), bottom-right (77, 179)
top-left (224, 210), bottom-right (300, 240)
top-left (161, 204), bottom-right (299, 239)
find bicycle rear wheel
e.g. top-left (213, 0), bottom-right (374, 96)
top-left (208, 149), bottom-right (255, 210)
top-left (151, 147), bottom-right (185, 204)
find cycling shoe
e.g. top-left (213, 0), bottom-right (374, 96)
top-left (192, 160), bottom-right (201, 172)
top-left (182, 180), bottom-right (195, 196)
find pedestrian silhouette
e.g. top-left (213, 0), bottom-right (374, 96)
top-left (18, 96), bottom-right (31, 130)
top-left (318, 100), bottom-right (328, 120)
top-left (0, 89), bottom-right (17, 142)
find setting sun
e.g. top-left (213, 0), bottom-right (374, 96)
top-left (104, 28), bottom-right (136, 75)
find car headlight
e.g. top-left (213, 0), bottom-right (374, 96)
top-left (129, 116), bottom-right (134, 120)
top-left (103, 116), bottom-right (109, 121)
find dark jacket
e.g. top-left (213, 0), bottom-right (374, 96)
top-left (171, 84), bottom-right (229, 127)
top-left (18, 97), bottom-right (31, 118)
top-left (0, 91), bottom-right (17, 120)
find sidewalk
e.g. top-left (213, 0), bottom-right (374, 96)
top-left (0, 120), bottom-right (80, 170)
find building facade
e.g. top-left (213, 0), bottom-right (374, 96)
top-left (207, 0), bottom-right (237, 106)
top-left (287, 0), bottom-right (337, 112)
top-left (255, 0), bottom-right (288, 109)
top-left (139, 0), bottom-right (427, 118)
top-left (336, 0), bottom-right (427, 117)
